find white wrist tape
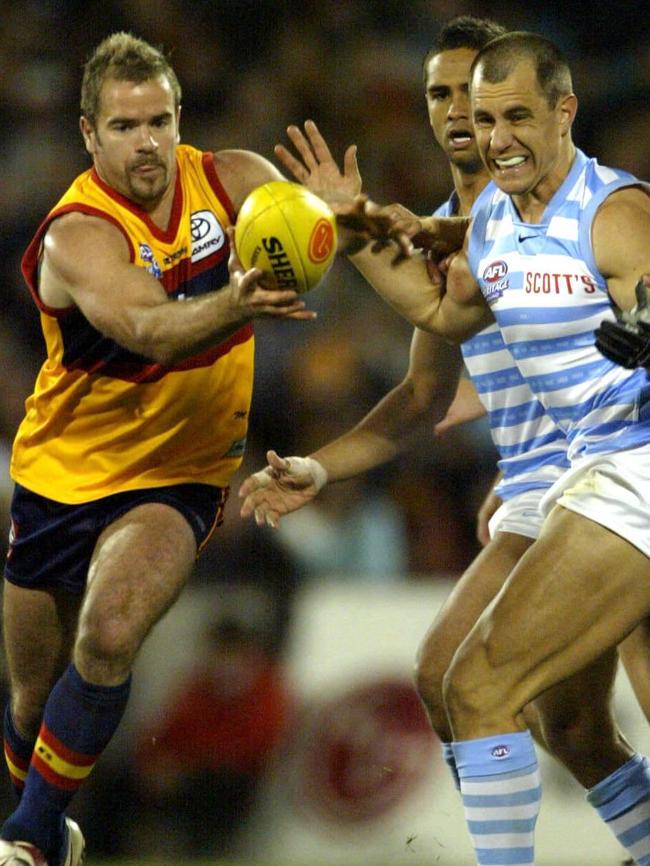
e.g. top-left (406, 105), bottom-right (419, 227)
top-left (285, 456), bottom-right (328, 493)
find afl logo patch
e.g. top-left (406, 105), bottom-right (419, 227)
top-left (491, 744), bottom-right (511, 759)
top-left (191, 210), bottom-right (226, 262)
top-left (483, 260), bottom-right (508, 282)
top-left (482, 259), bottom-right (509, 304)
top-left (139, 243), bottom-right (162, 279)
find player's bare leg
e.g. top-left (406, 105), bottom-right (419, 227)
top-left (416, 531), bottom-right (542, 742)
top-left (1, 502), bottom-right (197, 864)
top-left (444, 506), bottom-right (650, 739)
top-left (2, 586), bottom-right (81, 741)
top-left (618, 617), bottom-right (650, 723)
top-left (444, 505), bottom-right (650, 866)
top-left (535, 647), bottom-right (631, 787)
top-left (75, 501), bottom-right (197, 685)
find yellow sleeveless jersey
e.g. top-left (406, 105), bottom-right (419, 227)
top-left (13, 144), bottom-right (254, 503)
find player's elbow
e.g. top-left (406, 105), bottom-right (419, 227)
top-left (403, 373), bottom-right (437, 415)
top-left (111, 321), bottom-right (180, 366)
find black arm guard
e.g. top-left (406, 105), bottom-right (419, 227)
top-left (595, 280), bottom-right (650, 369)
top-left (595, 319), bottom-right (650, 368)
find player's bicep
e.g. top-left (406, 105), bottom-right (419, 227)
top-left (594, 187), bottom-right (650, 310)
top-left (42, 215), bottom-right (169, 342)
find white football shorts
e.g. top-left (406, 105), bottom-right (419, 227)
top-left (539, 442), bottom-right (650, 559)
top-left (488, 488), bottom-right (546, 541)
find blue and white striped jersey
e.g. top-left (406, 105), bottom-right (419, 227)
top-left (436, 193), bottom-right (569, 500)
top-left (467, 149), bottom-right (650, 461)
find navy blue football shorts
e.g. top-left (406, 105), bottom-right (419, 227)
top-left (5, 482), bottom-right (228, 594)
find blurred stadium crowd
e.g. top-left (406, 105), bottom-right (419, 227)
top-left (3, 0), bottom-right (650, 858)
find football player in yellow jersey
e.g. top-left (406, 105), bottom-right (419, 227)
top-left (0, 32), bottom-right (406, 866)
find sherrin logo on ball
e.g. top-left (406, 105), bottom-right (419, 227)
top-left (234, 181), bottom-right (337, 294)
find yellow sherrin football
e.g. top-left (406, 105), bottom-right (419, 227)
top-left (235, 181), bottom-right (337, 294)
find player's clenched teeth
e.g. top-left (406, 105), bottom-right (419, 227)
top-left (495, 155), bottom-right (527, 167)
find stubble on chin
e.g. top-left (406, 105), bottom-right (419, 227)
top-left (448, 147), bottom-right (484, 175)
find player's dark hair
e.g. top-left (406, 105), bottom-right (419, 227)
top-left (81, 32), bottom-right (182, 126)
top-left (470, 31), bottom-right (573, 108)
top-left (422, 16), bottom-right (507, 85)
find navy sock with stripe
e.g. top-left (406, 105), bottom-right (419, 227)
top-left (3, 705), bottom-right (35, 802)
top-left (2, 663), bottom-right (130, 864)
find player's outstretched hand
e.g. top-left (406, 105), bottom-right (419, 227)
top-left (226, 228), bottom-right (316, 321)
top-left (410, 215), bottom-right (470, 255)
top-left (275, 119), bottom-right (362, 204)
top-left (595, 278), bottom-right (650, 368)
top-left (239, 450), bottom-right (328, 528)
top-left (333, 195), bottom-right (412, 261)
top-left (275, 121), bottom-right (412, 262)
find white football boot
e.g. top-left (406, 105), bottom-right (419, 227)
top-left (61, 820), bottom-right (84, 866)
top-left (0, 839), bottom-right (46, 866)
top-left (0, 818), bottom-right (84, 866)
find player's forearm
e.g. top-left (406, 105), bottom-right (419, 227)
top-left (310, 376), bottom-right (448, 483)
top-left (125, 288), bottom-right (251, 365)
top-left (349, 246), bottom-right (447, 333)
top-left (309, 428), bottom-right (400, 484)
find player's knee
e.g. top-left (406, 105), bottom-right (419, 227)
top-left (75, 614), bottom-right (137, 674)
top-left (414, 652), bottom-right (449, 736)
top-left (442, 646), bottom-right (487, 724)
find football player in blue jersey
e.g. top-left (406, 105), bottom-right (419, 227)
top-left (240, 20), bottom-right (650, 866)
top-left (321, 30), bottom-right (650, 866)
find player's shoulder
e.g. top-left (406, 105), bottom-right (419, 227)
top-left (212, 148), bottom-right (285, 213)
top-left (598, 183), bottom-right (650, 211)
top-left (44, 209), bottom-right (129, 266)
top-left (47, 209), bottom-right (124, 243)
top-left (594, 184), bottom-right (650, 232)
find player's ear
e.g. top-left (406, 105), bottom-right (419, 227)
top-left (80, 116), bottom-right (96, 155)
top-left (176, 105), bottom-right (182, 143)
top-left (558, 93), bottom-right (577, 136)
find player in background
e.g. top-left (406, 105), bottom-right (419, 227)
top-left (0, 31), bottom-right (404, 866)
top-left (239, 19), bottom-right (650, 866)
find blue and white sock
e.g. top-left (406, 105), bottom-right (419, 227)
top-left (441, 741), bottom-right (460, 790)
top-left (587, 753), bottom-right (650, 865)
top-left (453, 731), bottom-right (541, 866)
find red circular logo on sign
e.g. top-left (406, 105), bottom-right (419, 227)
top-left (289, 678), bottom-right (436, 824)
top-left (308, 218), bottom-right (335, 263)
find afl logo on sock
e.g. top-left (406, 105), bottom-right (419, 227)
top-left (491, 744), bottom-right (511, 759)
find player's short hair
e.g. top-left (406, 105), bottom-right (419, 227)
top-left (470, 31), bottom-right (573, 108)
top-left (422, 16), bottom-right (507, 85)
top-left (81, 32), bottom-right (182, 126)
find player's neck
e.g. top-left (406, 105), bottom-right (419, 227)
top-left (450, 165), bottom-right (490, 217)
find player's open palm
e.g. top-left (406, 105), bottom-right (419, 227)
top-left (239, 450), bottom-right (326, 528)
top-left (226, 228), bottom-right (315, 321)
top-left (275, 119), bottom-right (362, 204)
